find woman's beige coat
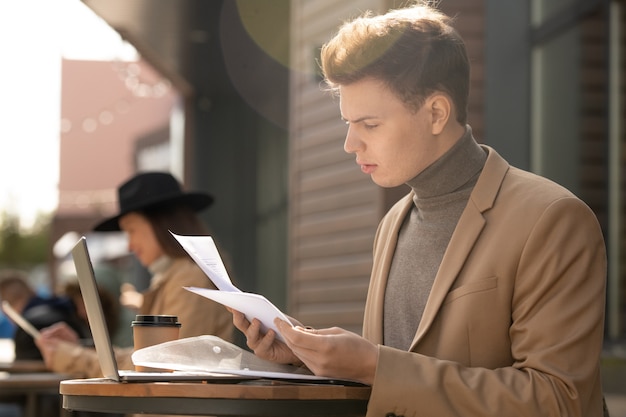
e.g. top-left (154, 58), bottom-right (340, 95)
top-left (50, 257), bottom-right (233, 377)
top-left (364, 146), bottom-right (607, 417)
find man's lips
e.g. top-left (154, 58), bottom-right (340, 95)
top-left (357, 161), bottom-right (376, 174)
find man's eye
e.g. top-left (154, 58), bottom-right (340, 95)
top-left (364, 123), bottom-right (378, 129)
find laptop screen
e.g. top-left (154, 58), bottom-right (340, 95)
top-left (71, 236), bottom-right (122, 381)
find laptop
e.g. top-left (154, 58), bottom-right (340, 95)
top-left (70, 236), bottom-right (251, 383)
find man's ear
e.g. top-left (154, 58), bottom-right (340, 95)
top-left (428, 94), bottom-right (452, 135)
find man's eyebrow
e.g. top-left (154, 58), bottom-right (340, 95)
top-left (341, 115), bottom-right (376, 124)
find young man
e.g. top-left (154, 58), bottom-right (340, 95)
top-left (232, 3), bottom-right (607, 416)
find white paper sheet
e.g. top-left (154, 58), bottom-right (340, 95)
top-left (1, 301), bottom-right (41, 339)
top-left (184, 287), bottom-right (292, 341)
top-left (171, 232), bottom-right (293, 342)
top-left (171, 233), bottom-right (240, 293)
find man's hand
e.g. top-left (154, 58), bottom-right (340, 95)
top-left (228, 308), bottom-right (378, 384)
top-left (229, 308), bottom-right (301, 365)
top-left (274, 318), bottom-right (378, 385)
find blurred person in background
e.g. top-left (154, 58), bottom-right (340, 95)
top-left (35, 171), bottom-right (233, 377)
top-left (0, 275), bottom-right (118, 417)
top-left (0, 312), bottom-right (14, 338)
top-left (62, 280), bottom-right (120, 346)
top-left (0, 269), bottom-right (90, 361)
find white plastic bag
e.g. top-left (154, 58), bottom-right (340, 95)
top-left (131, 335), bottom-right (309, 375)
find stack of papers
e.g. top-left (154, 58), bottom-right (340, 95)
top-left (171, 232), bottom-right (293, 342)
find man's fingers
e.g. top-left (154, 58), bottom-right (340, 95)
top-left (232, 310), bottom-right (250, 331)
top-left (244, 318), bottom-right (265, 349)
top-left (254, 328), bottom-right (277, 353)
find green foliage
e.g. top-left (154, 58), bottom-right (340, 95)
top-left (0, 211), bottom-right (50, 269)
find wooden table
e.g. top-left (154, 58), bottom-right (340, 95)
top-left (0, 372), bottom-right (70, 417)
top-left (0, 360), bottom-right (48, 373)
top-left (61, 378), bottom-right (371, 416)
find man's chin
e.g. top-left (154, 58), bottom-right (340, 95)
top-left (372, 177), bottom-right (404, 189)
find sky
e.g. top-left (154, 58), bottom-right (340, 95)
top-left (0, 0), bottom-right (136, 230)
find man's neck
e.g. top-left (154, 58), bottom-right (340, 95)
top-left (438, 121), bottom-right (466, 151)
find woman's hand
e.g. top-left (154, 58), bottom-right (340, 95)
top-left (34, 322), bottom-right (80, 368)
top-left (120, 283), bottom-right (143, 311)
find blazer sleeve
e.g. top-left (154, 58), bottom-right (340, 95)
top-left (366, 196), bottom-right (607, 417)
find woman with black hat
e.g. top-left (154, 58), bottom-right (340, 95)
top-left (35, 172), bottom-right (234, 377)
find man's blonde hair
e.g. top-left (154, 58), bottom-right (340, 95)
top-left (320, 1), bottom-right (469, 123)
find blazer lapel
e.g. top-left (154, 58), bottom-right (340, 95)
top-left (410, 146), bottom-right (509, 349)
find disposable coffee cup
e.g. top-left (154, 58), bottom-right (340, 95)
top-left (131, 315), bottom-right (181, 372)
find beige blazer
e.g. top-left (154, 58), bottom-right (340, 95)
top-left (363, 146), bottom-right (607, 417)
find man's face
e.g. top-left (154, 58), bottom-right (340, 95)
top-left (340, 78), bottom-right (444, 188)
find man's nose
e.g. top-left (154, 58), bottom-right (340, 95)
top-left (343, 125), bottom-right (359, 154)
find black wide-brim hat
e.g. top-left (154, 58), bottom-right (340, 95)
top-left (93, 172), bottom-right (214, 232)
